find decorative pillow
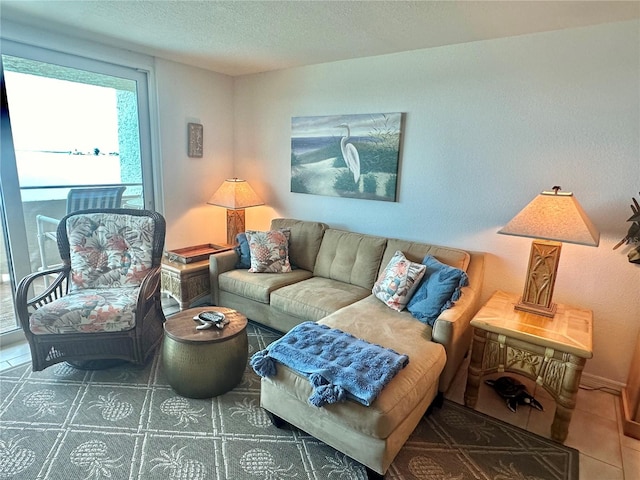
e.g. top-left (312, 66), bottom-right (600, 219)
top-left (407, 255), bottom-right (469, 326)
top-left (245, 229), bottom-right (292, 273)
top-left (234, 232), bottom-right (251, 269)
top-left (67, 213), bottom-right (154, 291)
top-left (372, 251), bottom-right (426, 312)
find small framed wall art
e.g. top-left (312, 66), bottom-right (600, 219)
top-left (188, 123), bottom-right (203, 157)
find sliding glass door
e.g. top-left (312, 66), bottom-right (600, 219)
top-left (0, 41), bottom-right (156, 339)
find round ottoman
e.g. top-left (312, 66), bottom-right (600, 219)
top-left (162, 306), bottom-right (248, 398)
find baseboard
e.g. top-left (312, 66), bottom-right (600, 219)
top-left (579, 372), bottom-right (625, 395)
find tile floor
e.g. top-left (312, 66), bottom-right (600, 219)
top-left (1, 300), bottom-right (639, 480)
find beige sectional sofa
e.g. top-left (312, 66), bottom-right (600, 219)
top-left (209, 218), bottom-right (485, 476)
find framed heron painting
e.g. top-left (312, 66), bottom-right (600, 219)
top-left (291, 113), bottom-right (403, 201)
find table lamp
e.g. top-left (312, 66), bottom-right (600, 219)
top-left (498, 186), bottom-right (600, 317)
top-left (207, 178), bottom-right (264, 245)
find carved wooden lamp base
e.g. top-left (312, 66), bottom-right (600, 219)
top-left (226, 208), bottom-right (245, 245)
top-left (515, 239), bottom-right (562, 318)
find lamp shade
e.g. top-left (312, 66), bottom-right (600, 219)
top-left (207, 178), bottom-right (264, 210)
top-left (498, 189), bottom-right (600, 247)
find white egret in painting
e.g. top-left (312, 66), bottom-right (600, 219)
top-left (337, 124), bottom-right (360, 183)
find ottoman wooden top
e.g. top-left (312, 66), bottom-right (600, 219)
top-left (164, 307), bottom-right (247, 345)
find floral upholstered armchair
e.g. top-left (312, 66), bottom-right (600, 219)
top-left (16, 208), bottom-right (166, 371)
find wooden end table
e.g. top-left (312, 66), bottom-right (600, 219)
top-left (161, 245), bottom-right (232, 310)
top-left (464, 290), bottom-right (593, 442)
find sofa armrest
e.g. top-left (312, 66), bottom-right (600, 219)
top-left (432, 251), bottom-right (484, 334)
top-left (209, 250), bottom-right (239, 306)
top-left (431, 251), bottom-right (485, 391)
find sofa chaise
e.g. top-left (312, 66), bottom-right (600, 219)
top-left (209, 218), bottom-right (485, 477)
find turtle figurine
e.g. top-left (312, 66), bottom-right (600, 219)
top-left (485, 376), bottom-right (544, 413)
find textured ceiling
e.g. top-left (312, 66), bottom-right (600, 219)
top-left (1, 1), bottom-right (638, 76)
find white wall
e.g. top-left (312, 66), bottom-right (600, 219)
top-left (233, 20), bottom-right (640, 386)
top-left (155, 59), bottom-right (235, 249)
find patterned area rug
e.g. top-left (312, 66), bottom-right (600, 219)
top-left (0, 323), bottom-right (578, 479)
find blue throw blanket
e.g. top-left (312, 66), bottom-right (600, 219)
top-left (250, 322), bottom-right (409, 407)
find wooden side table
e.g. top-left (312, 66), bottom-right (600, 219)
top-left (464, 290), bottom-right (593, 442)
top-left (161, 258), bottom-right (212, 310)
top-left (161, 245), bottom-right (232, 310)
top-left (161, 244), bottom-right (233, 310)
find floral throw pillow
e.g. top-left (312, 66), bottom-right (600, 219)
top-left (245, 229), bottom-right (292, 273)
top-left (372, 251), bottom-right (426, 312)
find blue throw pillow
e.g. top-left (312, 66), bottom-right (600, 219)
top-left (406, 255), bottom-right (469, 326)
top-left (234, 233), bottom-right (251, 269)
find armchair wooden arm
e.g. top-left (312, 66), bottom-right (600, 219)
top-left (16, 265), bottom-right (71, 335)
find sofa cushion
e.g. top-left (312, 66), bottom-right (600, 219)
top-left (372, 251), bottom-right (426, 311)
top-left (407, 255), bottom-right (469, 326)
top-left (379, 239), bottom-right (470, 278)
top-left (270, 277), bottom-right (371, 321)
top-left (30, 287), bottom-right (138, 334)
top-left (271, 218), bottom-right (328, 272)
top-left (246, 229), bottom-right (292, 273)
top-left (218, 269), bottom-right (313, 304)
top-left (314, 229), bottom-right (387, 290)
top-left (264, 296), bottom-right (444, 439)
